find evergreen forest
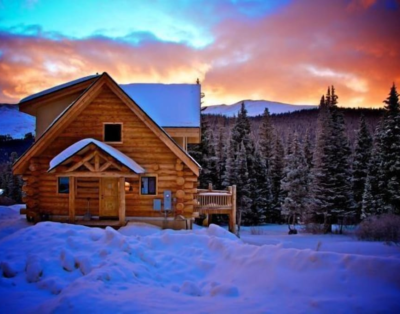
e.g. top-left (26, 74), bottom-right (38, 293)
top-left (190, 85), bottom-right (400, 233)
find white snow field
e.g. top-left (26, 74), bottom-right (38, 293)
top-left (0, 206), bottom-right (399, 313)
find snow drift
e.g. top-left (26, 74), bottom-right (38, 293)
top-left (0, 218), bottom-right (399, 313)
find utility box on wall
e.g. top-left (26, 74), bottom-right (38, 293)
top-left (164, 190), bottom-right (172, 210)
top-left (153, 199), bottom-right (161, 211)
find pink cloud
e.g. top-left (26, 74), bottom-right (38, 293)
top-left (0, 0), bottom-right (399, 108)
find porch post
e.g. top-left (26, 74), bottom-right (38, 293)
top-left (231, 185), bottom-right (237, 235)
top-left (69, 177), bottom-right (75, 222)
top-left (119, 177), bottom-right (126, 225)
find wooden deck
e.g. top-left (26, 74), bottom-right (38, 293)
top-left (194, 185), bottom-right (237, 233)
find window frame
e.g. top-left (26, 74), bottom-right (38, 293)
top-left (103, 122), bottom-right (123, 144)
top-left (140, 175), bottom-right (158, 196)
top-left (57, 177), bottom-right (70, 194)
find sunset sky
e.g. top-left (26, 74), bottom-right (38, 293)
top-left (0, 0), bottom-right (399, 108)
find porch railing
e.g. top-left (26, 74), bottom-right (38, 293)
top-left (194, 184), bottom-right (236, 213)
top-left (194, 184), bottom-right (237, 234)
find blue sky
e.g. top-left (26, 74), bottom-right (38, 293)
top-left (0, 0), bottom-right (288, 48)
top-left (0, 0), bottom-right (399, 107)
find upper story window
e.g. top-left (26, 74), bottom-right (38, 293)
top-left (104, 123), bottom-right (122, 143)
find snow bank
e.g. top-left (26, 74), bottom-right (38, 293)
top-left (0, 205), bottom-right (30, 240)
top-left (0, 221), bottom-right (399, 313)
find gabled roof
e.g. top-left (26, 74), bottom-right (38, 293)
top-left (13, 72), bottom-right (201, 176)
top-left (19, 76), bottom-right (201, 128)
top-left (20, 75), bottom-right (99, 104)
top-left (49, 138), bottom-right (145, 173)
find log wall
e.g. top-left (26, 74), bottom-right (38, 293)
top-left (22, 85), bottom-right (198, 220)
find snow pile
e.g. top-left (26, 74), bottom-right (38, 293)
top-left (49, 138), bottom-right (145, 173)
top-left (0, 219), bottom-right (399, 313)
top-left (0, 205), bottom-right (30, 240)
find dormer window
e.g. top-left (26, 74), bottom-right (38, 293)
top-left (104, 123), bottom-right (122, 143)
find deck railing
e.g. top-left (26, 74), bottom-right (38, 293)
top-left (194, 184), bottom-right (236, 213)
top-left (194, 184), bottom-right (237, 234)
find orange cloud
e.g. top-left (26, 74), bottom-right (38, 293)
top-left (0, 0), bottom-right (399, 109)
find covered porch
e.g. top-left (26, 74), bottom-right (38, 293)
top-left (48, 139), bottom-right (145, 227)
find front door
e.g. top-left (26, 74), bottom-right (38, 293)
top-left (100, 178), bottom-right (119, 218)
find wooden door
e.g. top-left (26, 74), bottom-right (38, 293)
top-left (100, 178), bottom-right (119, 217)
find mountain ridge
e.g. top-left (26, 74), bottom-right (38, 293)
top-left (202, 99), bottom-right (316, 116)
top-left (0, 103), bottom-right (35, 138)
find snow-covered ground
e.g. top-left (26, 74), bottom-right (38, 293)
top-left (0, 206), bottom-right (399, 313)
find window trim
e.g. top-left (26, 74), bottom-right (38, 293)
top-left (57, 177), bottom-right (70, 194)
top-left (103, 122), bottom-right (123, 144)
top-left (140, 174), bottom-right (158, 196)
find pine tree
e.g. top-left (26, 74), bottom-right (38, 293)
top-left (245, 151), bottom-right (270, 225)
top-left (352, 114), bottom-right (372, 219)
top-left (310, 87), bottom-right (354, 232)
top-left (303, 128), bottom-right (314, 171)
top-left (379, 84), bottom-right (400, 214)
top-left (215, 127), bottom-right (227, 189)
top-left (190, 117), bottom-right (218, 188)
top-left (258, 108), bottom-right (275, 163)
top-left (270, 133), bottom-right (284, 216)
top-left (222, 103), bottom-right (257, 227)
top-left (222, 134), bottom-right (237, 187)
top-left (281, 133), bottom-right (310, 229)
top-left (329, 87), bottom-right (354, 217)
top-left (286, 132), bottom-right (294, 156)
top-left (362, 124), bottom-right (384, 217)
top-left (231, 102), bottom-right (252, 154)
top-left (236, 142), bottom-right (252, 236)
top-left (310, 94), bottom-right (335, 230)
top-left (258, 108), bottom-right (275, 220)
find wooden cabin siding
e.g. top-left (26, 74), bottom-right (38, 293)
top-left (22, 85), bottom-right (198, 220)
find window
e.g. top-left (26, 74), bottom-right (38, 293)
top-left (141, 176), bottom-right (157, 195)
top-left (104, 123), bottom-right (122, 143)
top-left (58, 177), bottom-right (69, 194)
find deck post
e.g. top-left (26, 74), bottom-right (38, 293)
top-left (208, 183), bottom-right (213, 191)
top-left (230, 185), bottom-right (237, 234)
top-left (69, 177), bottom-right (75, 222)
top-left (119, 177), bottom-right (126, 225)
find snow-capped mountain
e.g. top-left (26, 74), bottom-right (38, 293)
top-left (0, 104), bottom-right (35, 138)
top-left (0, 99), bottom-right (315, 139)
top-left (202, 100), bottom-right (316, 116)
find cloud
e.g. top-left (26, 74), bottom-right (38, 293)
top-left (0, 31), bottom-right (208, 103)
top-left (347, 0), bottom-right (377, 12)
top-left (0, 0), bottom-right (399, 108)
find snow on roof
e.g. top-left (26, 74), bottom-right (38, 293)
top-left (49, 138), bottom-right (145, 173)
top-left (120, 83), bottom-right (200, 128)
top-left (19, 75), bottom-right (201, 128)
top-left (19, 75), bottom-right (99, 103)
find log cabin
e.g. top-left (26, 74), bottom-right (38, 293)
top-left (13, 72), bottom-right (237, 232)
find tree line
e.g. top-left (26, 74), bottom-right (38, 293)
top-left (190, 84), bottom-right (400, 233)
